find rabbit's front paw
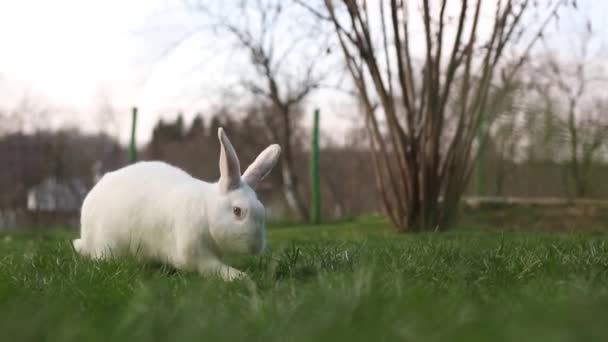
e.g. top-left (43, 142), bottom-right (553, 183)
top-left (221, 267), bottom-right (248, 282)
top-left (199, 261), bottom-right (248, 282)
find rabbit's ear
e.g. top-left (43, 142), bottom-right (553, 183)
top-left (218, 127), bottom-right (241, 192)
top-left (243, 144), bottom-right (281, 189)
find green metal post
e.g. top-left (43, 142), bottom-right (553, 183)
top-left (129, 107), bottom-right (138, 164)
top-left (310, 109), bottom-right (321, 224)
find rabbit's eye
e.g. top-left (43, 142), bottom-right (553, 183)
top-left (233, 207), bottom-right (242, 218)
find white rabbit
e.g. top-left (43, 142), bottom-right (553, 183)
top-left (73, 127), bottom-right (281, 281)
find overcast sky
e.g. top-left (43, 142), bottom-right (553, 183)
top-left (0, 0), bottom-right (606, 144)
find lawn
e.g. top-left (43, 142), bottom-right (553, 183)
top-left (1, 215), bottom-right (608, 341)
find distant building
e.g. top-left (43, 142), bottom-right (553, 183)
top-left (27, 177), bottom-right (89, 212)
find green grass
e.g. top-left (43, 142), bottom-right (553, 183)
top-left (2, 217), bottom-right (608, 341)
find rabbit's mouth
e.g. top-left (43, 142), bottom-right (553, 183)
top-left (221, 230), bottom-right (264, 255)
top-left (244, 230), bottom-right (265, 255)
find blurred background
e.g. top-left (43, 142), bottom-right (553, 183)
top-left (1, 0), bottom-right (607, 231)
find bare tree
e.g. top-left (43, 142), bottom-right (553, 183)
top-left (305, 0), bottom-right (572, 231)
top-left (187, 0), bottom-right (333, 220)
top-left (486, 83), bottom-right (525, 197)
top-left (95, 91), bottom-right (122, 141)
top-left (1, 91), bottom-right (50, 134)
top-left (533, 20), bottom-right (608, 198)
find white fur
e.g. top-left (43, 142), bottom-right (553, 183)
top-left (73, 128), bottom-right (281, 281)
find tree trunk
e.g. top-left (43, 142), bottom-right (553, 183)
top-left (567, 98), bottom-right (586, 198)
top-left (280, 106), bottom-right (309, 220)
top-left (281, 162), bottom-right (309, 220)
